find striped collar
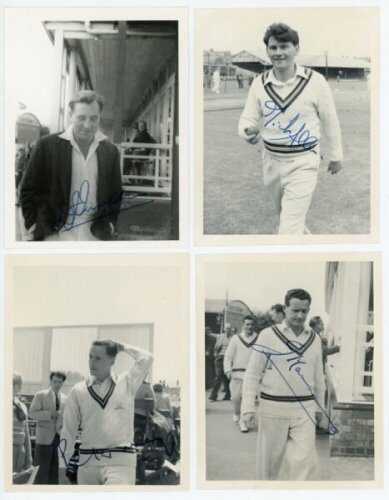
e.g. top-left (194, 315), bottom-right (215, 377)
top-left (271, 322), bottom-right (316, 356)
top-left (263, 65), bottom-right (310, 86)
top-left (87, 371), bottom-right (117, 387)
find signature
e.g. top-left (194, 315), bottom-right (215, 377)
top-left (59, 436), bottom-right (177, 469)
top-left (53, 180), bottom-right (154, 232)
top-left (263, 100), bottom-right (318, 153)
top-left (251, 342), bottom-right (338, 435)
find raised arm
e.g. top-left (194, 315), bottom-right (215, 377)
top-left (108, 339), bottom-right (153, 395)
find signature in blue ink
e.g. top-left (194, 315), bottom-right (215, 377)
top-left (263, 100), bottom-right (318, 153)
top-left (251, 342), bottom-right (338, 435)
top-left (58, 436), bottom-right (177, 468)
top-left (53, 180), bottom-right (154, 232)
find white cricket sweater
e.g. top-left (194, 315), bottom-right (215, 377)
top-left (238, 65), bottom-right (343, 161)
top-left (223, 332), bottom-right (259, 380)
top-left (60, 344), bottom-right (153, 468)
top-left (241, 322), bottom-right (325, 418)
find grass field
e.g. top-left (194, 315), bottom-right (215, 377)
top-left (203, 80), bottom-right (371, 235)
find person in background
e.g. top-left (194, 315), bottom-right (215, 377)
top-left (269, 303), bottom-right (286, 325)
top-left (29, 371), bottom-right (67, 484)
top-left (209, 323), bottom-right (233, 402)
top-left (309, 316), bottom-right (340, 371)
top-left (224, 316), bottom-right (258, 433)
top-left (13, 372), bottom-right (32, 475)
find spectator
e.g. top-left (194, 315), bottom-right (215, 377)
top-left (13, 372), bottom-right (32, 475)
top-left (209, 323), bottom-right (233, 402)
top-left (29, 371), bottom-right (67, 484)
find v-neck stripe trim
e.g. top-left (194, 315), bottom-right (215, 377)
top-left (262, 69), bottom-right (313, 113)
top-left (238, 333), bottom-right (259, 348)
top-left (271, 325), bottom-right (315, 356)
top-left (86, 379), bottom-right (116, 409)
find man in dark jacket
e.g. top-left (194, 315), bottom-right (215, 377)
top-left (20, 90), bottom-right (122, 241)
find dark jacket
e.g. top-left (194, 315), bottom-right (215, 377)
top-left (20, 132), bottom-right (122, 241)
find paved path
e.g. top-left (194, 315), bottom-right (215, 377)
top-left (205, 392), bottom-right (374, 482)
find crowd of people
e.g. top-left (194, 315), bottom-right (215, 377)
top-left (12, 338), bottom-right (166, 485)
top-left (206, 288), bottom-right (340, 480)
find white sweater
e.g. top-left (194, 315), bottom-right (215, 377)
top-left (60, 344), bottom-right (153, 468)
top-left (241, 322), bottom-right (325, 418)
top-left (238, 65), bottom-right (343, 161)
top-left (223, 332), bottom-right (259, 380)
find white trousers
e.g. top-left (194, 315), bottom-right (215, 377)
top-left (78, 456), bottom-right (137, 485)
top-left (256, 412), bottom-right (317, 480)
top-left (263, 150), bottom-right (320, 234)
top-left (229, 378), bottom-right (243, 416)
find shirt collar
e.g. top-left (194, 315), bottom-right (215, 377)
top-left (279, 320), bottom-right (311, 337)
top-left (87, 371), bottom-right (117, 387)
top-left (59, 125), bottom-right (107, 147)
top-left (264, 65), bottom-right (308, 86)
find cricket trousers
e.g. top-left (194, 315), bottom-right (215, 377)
top-left (262, 149), bottom-right (320, 234)
top-left (256, 410), bottom-right (317, 480)
top-left (78, 454), bottom-right (137, 485)
top-left (229, 378), bottom-right (243, 417)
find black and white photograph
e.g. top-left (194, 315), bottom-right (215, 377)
top-left (5, 254), bottom-right (188, 490)
top-left (198, 254), bottom-right (382, 487)
top-left (5, 8), bottom-right (188, 245)
top-left (196, 7), bottom-right (379, 244)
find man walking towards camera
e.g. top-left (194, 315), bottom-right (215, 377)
top-left (239, 23), bottom-right (343, 234)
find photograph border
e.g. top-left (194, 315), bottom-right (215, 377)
top-left (196, 252), bottom-right (383, 489)
top-left (195, 7), bottom-right (380, 246)
top-left (5, 252), bottom-right (189, 492)
top-left (4, 6), bottom-right (189, 249)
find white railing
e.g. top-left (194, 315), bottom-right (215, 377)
top-left (353, 325), bottom-right (374, 399)
top-left (119, 142), bottom-right (172, 197)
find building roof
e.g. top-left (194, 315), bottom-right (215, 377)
top-left (232, 50), bottom-right (370, 70)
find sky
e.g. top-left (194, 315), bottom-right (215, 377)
top-left (199, 7), bottom-right (377, 58)
top-left (6, 12), bottom-right (54, 125)
top-left (205, 261), bottom-right (328, 322)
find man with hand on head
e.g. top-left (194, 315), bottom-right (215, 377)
top-left (60, 339), bottom-right (153, 485)
top-left (238, 23), bottom-right (343, 234)
top-left (29, 371), bottom-right (67, 484)
top-left (241, 289), bottom-right (325, 480)
top-left (224, 316), bottom-right (258, 433)
top-left (20, 90), bottom-right (122, 241)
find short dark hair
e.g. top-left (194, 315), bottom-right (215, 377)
top-left (309, 316), bottom-right (322, 328)
top-left (92, 340), bottom-right (118, 357)
top-left (50, 371), bottom-right (67, 382)
top-left (284, 288), bottom-right (312, 306)
top-left (153, 383), bottom-right (163, 393)
top-left (263, 23), bottom-right (299, 47)
top-left (270, 304), bottom-right (285, 315)
top-left (243, 315), bottom-right (255, 323)
top-left (69, 90), bottom-right (104, 113)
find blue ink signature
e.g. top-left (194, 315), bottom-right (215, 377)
top-left (263, 100), bottom-right (318, 153)
top-left (251, 342), bottom-right (339, 435)
top-left (58, 436), bottom-right (177, 468)
top-left (53, 180), bottom-right (154, 232)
